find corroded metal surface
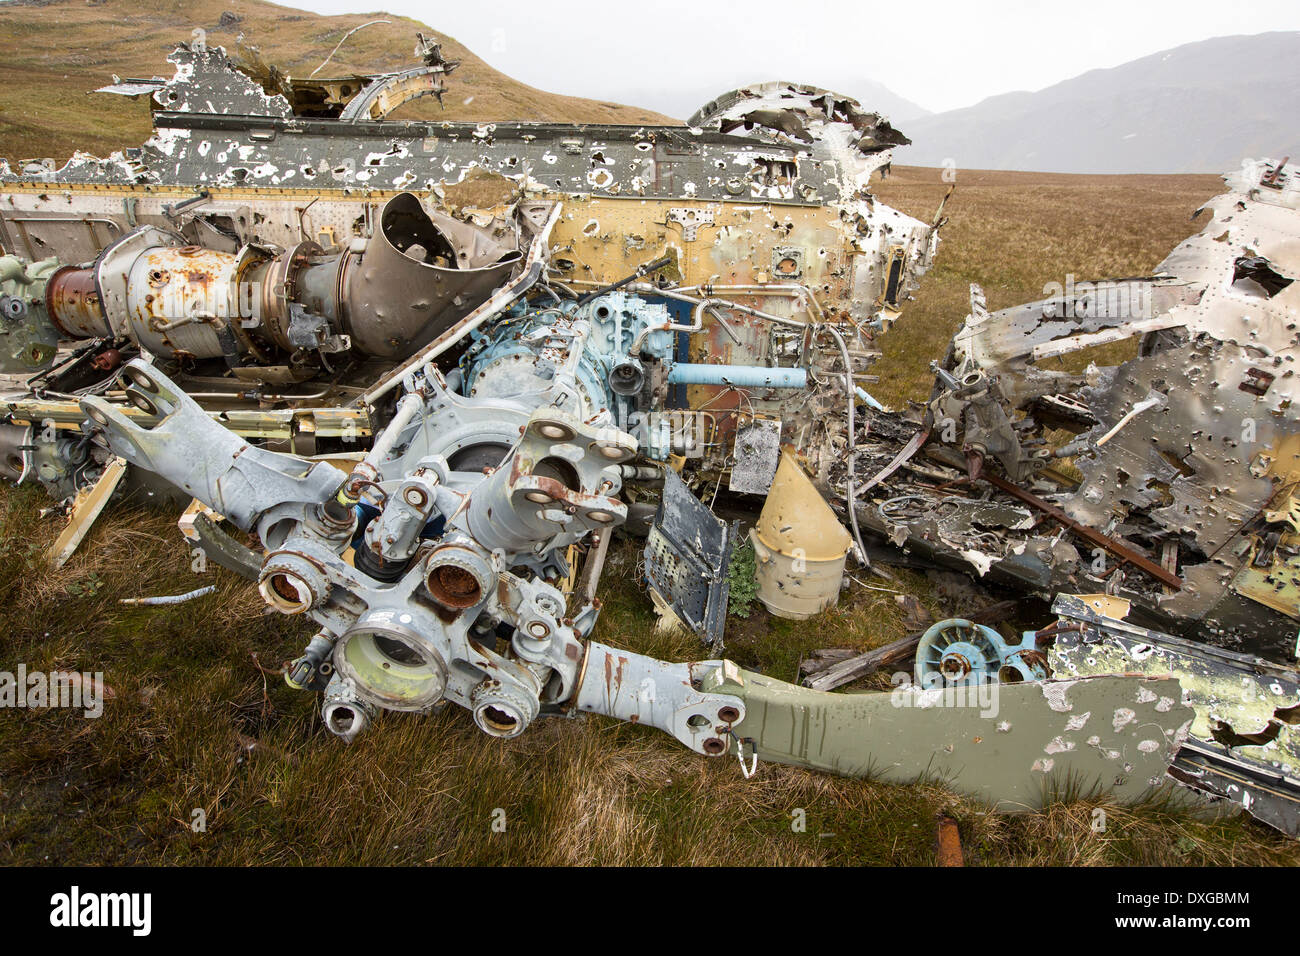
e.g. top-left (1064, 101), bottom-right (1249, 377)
top-left (1049, 592), bottom-right (1300, 835)
top-left (847, 157), bottom-right (1300, 655)
top-left (0, 29), bottom-right (1284, 826)
top-left (0, 36), bottom-right (939, 498)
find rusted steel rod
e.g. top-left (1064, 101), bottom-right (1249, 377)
top-left (981, 472), bottom-right (1183, 590)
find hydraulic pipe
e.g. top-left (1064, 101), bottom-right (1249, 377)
top-left (666, 363), bottom-right (806, 388)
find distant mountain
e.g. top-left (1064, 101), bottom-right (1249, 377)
top-left (853, 78), bottom-right (931, 125)
top-left (896, 32), bottom-right (1300, 174)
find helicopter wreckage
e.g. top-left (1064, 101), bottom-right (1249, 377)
top-left (0, 34), bottom-right (1297, 834)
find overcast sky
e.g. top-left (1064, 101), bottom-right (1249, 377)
top-left (292, 0), bottom-right (1300, 119)
top-left (292, 0), bottom-right (1300, 117)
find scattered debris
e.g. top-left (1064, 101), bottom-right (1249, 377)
top-left (802, 632), bottom-right (922, 691)
top-left (47, 457), bottom-right (127, 569)
top-left (1046, 593), bottom-right (1300, 838)
top-left (119, 584), bottom-right (217, 606)
top-left (846, 155), bottom-right (1300, 660)
top-left (896, 593), bottom-right (935, 631)
top-left (798, 646), bottom-right (860, 677)
top-left (935, 813), bottom-right (964, 867)
top-left (645, 468), bottom-right (735, 647)
top-left (1, 33), bottom-right (1294, 822)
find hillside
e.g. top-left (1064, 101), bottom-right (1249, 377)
top-left (849, 77), bottom-right (931, 125)
top-left (0, 0), bottom-right (678, 162)
top-left (897, 32), bottom-right (1300, 174)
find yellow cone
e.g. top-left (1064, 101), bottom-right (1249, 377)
top-left (750, 452), bottom-right (851, 619)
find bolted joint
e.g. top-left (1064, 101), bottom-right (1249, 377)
top-left (471, 680), bottom-right (539, 739)
top-left (258, 551), bottom-right (329, 615)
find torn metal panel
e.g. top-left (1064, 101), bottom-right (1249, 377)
top-left (868, 492), bottom-right (1043, 580)
top-left (1049, 592), bottom-right (1300, 836)
top-left (4, 47), bottom-right (915, 216)
top-left (96, 80), bottom-right (167, 99)
top-left (643, 468), bottom-right (734, 647)
top-left (688, 83), bottom-right (910, 184)
top-left (844, 157), bottom-right (1300, 657)
top-left (148, 40), bottom-right (294, 119)
top-left (728, 416), bottom-right (782, 494)
top-left (336, 36), bottom-right (457, 121)
top-left (46, 456), bottom-right (127, 569)
top-left (725, 667), bottom-right (1194, 811)
top-left (98, 33), bottom-right (457, 124)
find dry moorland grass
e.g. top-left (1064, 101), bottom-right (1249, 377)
top-left (1, 473), bottom-right (1294, 866)
top-left (3, 154), bottom-right (1298, 865)
top-left (870, 165), bottom-right (1225, 405)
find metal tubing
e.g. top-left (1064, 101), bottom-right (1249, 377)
top-left (817, 324), bottom-right (870, 571)
top-left (629, 296), bottom-right (712, 355)
top-left (667, 363), bottom-right (807, 388)
top-left (625, 283), bottom-right (807, 329)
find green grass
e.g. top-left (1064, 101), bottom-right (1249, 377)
top-left (0, 478), bottom-right (1297, 866)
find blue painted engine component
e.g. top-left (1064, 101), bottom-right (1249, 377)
top-left (459, 290), bottom-right (810, 460)
top-left (460, 290), bottom-right (673, 420)
top-left (913, 618), bottom-right (1048, 688)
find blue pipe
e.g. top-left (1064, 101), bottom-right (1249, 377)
top-left (666, 363), bottom-right (807, 389)
top-left (855, 385), bottom-right (885, 411)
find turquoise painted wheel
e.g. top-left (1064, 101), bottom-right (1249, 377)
top-left (914, 618), bottom-right (1005, 688)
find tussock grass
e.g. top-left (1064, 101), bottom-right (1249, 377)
top-left (0, 474), bottom-right (1296, 866)
top-left (0, 121), bottom-right (1289, 859)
